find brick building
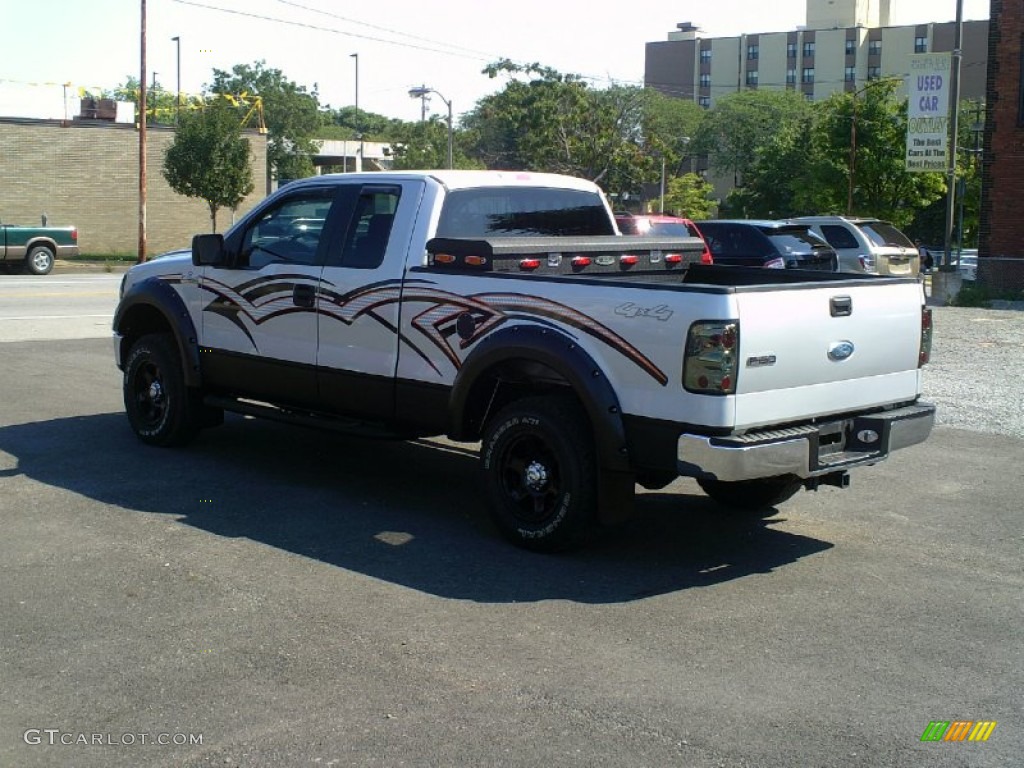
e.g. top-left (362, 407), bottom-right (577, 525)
top-left (0, 118), bottom-right (268, 256)
top-left (979, 0), bottom-right (1024, 293)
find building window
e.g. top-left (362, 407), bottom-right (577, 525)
top-left (699, 96), bottom-right (711, 108)
top-left (786, 69), bottom-right (797, 85)
top-left (867, 66), bottom-right (882, 80)
top-left (845, 39), bottom-right (856, 56)
top-left (869, 39), bottom-right (882, 56)
top-left (700, 48), bottom-right (712, 63)
top-left (787, 42), bottom-right (797, 58)
top-left (804, 92), bottom-right (815, 102)
top-left (802, 68), bottom-right (815, 84)
top-left (845, 66), bottom-right (856, 83)
top-left (915, 36), bottom-right (928, 53)
top-left (746, 70), bottom-right (759, 86)
top-left (747, 44), bottom-right (759, 60)
top-left (803, 41), bottom-right (815, 58)
top-left (699, 73), bottom-right (711, 88)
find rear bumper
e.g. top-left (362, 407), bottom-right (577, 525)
top-left (677, 403), bottom-right (935, 482)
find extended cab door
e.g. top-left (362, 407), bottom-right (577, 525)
top-left (198, 185), bottom-right (346, 406)
top-left (316, 181), bottom-right (420, 421)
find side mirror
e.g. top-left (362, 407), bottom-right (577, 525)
top-left (192, 233), bottom-right (226, 266)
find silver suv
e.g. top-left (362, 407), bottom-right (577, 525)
top-left (793, 216), bottom-right (920, 276)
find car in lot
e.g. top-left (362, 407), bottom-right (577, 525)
top-left (793, 215), bottom-right (919, 276)
top-left (958, 249), bottom-right (978, 281)
top-left (693, 219), bottom-right (839, 271)
top-left (615, 213), bottom-right (713, 264)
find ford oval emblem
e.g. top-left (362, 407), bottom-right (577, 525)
top-left (828, 340), bottom-right (856, 361)
top-left (857, 429), bottom-right (880, 444)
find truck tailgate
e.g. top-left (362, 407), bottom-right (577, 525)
top-left (733, 279), bottom-right (924, 430)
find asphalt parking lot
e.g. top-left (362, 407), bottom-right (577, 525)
top-left (0, 278), bottom-right (1021, 767)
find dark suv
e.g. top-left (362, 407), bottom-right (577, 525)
top-left (694, 220), bottom-right (838, 271)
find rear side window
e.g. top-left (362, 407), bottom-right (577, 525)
top-left (819, 224), bottom-right (859, 250)
top-left (699, 224), bottom-right (769, 257)
top-left (857, 221), bottom-right (915, 247)
top-left (648, 222), bottom-right (698, 237)
top-left (764, 229), bottom-right (831, 253)
top-left (340, 186), bottom-right (401, 269)
top-left (437, 187), bottom-right (614, 237)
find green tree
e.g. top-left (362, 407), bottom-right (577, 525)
top-left (106, 77), bottom-right (196, 126)
top-left (210, 61), bottom-right (320, 182)
top-left (163, 98), bottom-right (254, 232)
top-left (695, 89), bottom-right (813, 185)
top-left (663, 173), bottom-right (716, 219)
top-left (816, 81), bottom-right (945, 227)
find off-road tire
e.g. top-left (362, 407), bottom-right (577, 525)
top-left (123, 333), bottom-right (200, 447)
top-left (481, 396), bottom-right (597, 552)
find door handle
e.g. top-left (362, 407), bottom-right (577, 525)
top-left (293, 284), bottom-right (316, 309)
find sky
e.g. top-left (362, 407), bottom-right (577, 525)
top-left (0, 0), bottom-right (991, 123)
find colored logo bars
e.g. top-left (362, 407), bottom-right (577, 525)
top-left (921, 721), bottom-right (997, 742)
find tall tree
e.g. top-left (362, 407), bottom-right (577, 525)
top-left (816, 81), bottom-right (945, 227)
top-left (209, 61), bottom-right (320, 182)
top-left (163, 98), bottom-right (254, 232)
top-left (695, 89), bottom-right (813, 186)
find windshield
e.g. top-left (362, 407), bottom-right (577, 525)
top-left (857, 221), bottom-right (915, 248)
top-left (437, 187), bottom-right (614, 237)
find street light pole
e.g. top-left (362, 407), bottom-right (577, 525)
top-left (171, 35), bottom-right (180, 124)
top-left (408, 86), bottom-right (453, 169)
top-left (350, 53), bottom-right (361, 171)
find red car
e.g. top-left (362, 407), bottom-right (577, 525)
top-left (615, 213), bottom-right (713, 265)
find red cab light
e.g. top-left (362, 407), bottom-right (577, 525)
top-left (665, 254), bottom-right (683, 265)
top-left (571, 256), bottom-right (591, 269)
top-left (620, 254), bottom-right (640, 267)
top-left (519, 258), bottom-right (541, 271)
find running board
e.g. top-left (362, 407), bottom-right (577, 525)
top-left (203, 395), bottom-right (410, 440)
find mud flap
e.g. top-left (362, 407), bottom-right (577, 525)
top-left (597, 469), bottom-right (636, 525)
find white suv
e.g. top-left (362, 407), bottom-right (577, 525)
top-left (793, 216), bottom-right (920, 276)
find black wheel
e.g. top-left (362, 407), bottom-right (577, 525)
top-left (123, 333), bottom-right (200, 447)
top-left (481, 396), bottom-right (597, 552)
top-left (697, 476), bottom-right (802, 514)
top-left (26, 246), bottom-right (55, 275)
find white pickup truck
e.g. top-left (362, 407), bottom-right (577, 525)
top-left (113, 171), bottom-right (934, 550)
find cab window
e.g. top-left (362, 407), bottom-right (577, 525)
top-left (339, 187), bottom-right (401, 269)
top-left (239, 191), bottom-right (334, 268)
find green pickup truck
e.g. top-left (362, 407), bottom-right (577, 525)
top-left (0, 219), bottom-right (79, 275)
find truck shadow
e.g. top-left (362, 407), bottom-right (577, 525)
top-left (0, 412), bottom-right (832, 604)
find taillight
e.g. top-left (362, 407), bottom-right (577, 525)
top-left (764, 257), bottom-right (785, 269)
top-left (683, 321), bottom-right (739, 395)
top-left (701, 248), bottom-right (713, 265)
top-left (919, 306), bottom-right (932, 366)
top-left (71, 228), bottom-right (78, 242)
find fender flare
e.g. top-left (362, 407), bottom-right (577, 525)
top-left (114, 276), bottom-right (202, 388)
top-left (449, 324), bottom-right (631, 474)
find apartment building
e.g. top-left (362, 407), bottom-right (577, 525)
top-left (645, 0), bottom-right (988, 105)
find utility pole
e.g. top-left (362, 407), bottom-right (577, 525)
top-left (138, 0), bottom-right (147, 263)
top-left (942, 0), bottom-right (964, 271)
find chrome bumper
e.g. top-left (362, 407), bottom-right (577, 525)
top-left (677, 403), bottom-right (936, 482)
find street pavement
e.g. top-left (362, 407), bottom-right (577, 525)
top-left (0, 276), bottom-right (1020, 767)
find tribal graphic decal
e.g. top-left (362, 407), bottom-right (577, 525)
top-left (198, 275), bottom-right (668, 385)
